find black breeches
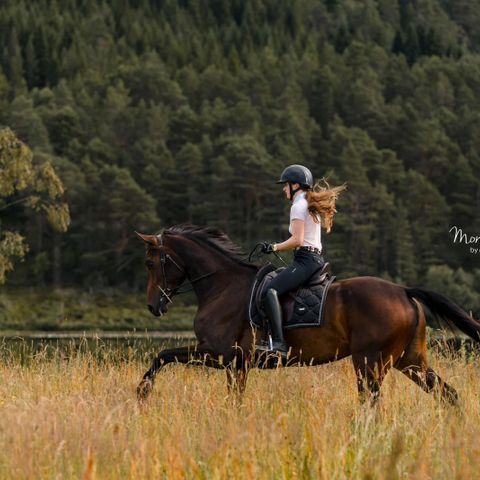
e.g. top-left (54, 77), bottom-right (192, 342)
top-left (268, 250), bottom-right (325, 296)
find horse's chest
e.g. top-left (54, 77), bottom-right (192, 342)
top-left (193, 308), bottom-right (244, 349)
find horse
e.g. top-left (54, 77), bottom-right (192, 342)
top-left (135, 224), bottom-right (480, 405)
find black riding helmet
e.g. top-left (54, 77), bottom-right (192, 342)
top-left (276, 164), bottom-right (314, 200)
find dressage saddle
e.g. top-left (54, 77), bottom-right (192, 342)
top-left (248, 262), bottom-right (335, 330)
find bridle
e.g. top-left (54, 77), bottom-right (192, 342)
top-left (150, 234), bottom-right (286, 314)
top-left (155, 234), bottom-right (181, 305)
top-left (151, 234), bottom-right (219, 313)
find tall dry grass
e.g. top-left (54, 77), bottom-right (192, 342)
top-left (0, 342), bottom-right (479, 479)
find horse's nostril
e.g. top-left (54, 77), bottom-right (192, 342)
top-left (147, 305), bottom-right (154, 314)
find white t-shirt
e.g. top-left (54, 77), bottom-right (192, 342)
top-left (288, 192), bottom-right (322, 250)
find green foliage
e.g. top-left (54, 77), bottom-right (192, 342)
top-left (0, 232), bottom-right (27, 284)
top-left (0, 128), bottom-right (70, 283)
top-left (424, 265), bottom-right (480, 320)
top-left (0, 0), bottom-right (478, 296)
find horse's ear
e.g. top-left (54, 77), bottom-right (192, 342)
top-left (135, 231), bottom-right (158, 246)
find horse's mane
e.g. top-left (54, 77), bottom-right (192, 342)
top-left (163, 224), bottom-right (257, 270)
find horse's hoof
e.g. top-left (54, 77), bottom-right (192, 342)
top-left (137, 379), bottom-right (153, 401)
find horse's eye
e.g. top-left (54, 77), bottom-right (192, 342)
top-left (145, 260), bottom-right (155, 269)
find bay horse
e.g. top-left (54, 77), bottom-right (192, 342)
top-left (136, 224), bottom-right (480, 404)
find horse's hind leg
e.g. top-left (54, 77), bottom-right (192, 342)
top-left (395, 341), bottom-right (459, 406)
top-left (395, 300), bottom-right (458, 405)
top-left (352, 351), bottom-right (395, 405)
top-left (399, 363), bottom-right (458, 405)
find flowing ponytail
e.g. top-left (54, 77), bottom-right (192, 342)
top-left (306, 178), bottom-right (346, 233)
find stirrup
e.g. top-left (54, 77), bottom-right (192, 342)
top-left (256, 341), bottom-right (289, 358)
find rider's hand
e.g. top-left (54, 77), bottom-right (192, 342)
top-left (261, 242), bottom-right (275, 254)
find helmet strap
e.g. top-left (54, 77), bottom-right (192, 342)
top-left (289, 183), bottom-right (301, 202)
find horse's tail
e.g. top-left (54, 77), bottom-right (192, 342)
top-left (406, 287), bottom-right (480, 342)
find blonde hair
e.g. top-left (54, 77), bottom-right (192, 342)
top-left (306, 178), bottom-right (347, 233)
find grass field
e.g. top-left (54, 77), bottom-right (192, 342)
top-left (1, 342), bottom-right (479, 479)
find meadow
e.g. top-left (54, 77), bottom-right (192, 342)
top-left (1, 340), bottom-right (479, 479)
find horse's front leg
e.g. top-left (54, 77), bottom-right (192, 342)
top-left (137, 344), bottom-right (223, 400)
top-left (225, 365), bottom-right (249, 399)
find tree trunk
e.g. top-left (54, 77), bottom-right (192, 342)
top-left (52, 232), bottom-right (62, 287)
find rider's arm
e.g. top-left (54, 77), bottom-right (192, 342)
top-left (274, 219), bottom-right (304, 251)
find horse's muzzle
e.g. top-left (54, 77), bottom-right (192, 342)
top-left (147, 304), bottom-right (159, 316)
top-left (147, 304), bottom-right (168, 316)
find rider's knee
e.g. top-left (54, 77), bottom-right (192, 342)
top-left (265, 287), bottom-right (279, 301)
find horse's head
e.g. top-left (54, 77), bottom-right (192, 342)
top-left (136, 232), bottom-right (187, 317)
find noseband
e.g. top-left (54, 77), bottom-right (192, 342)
top-left (153, 234), bottom-right (218, 312)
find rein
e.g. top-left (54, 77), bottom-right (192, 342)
top-left (248, 242), bottom-right (288, 266)
top-left (154, 236), bottom-right (283, 314)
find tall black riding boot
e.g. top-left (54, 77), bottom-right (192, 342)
top-left (261, 288), bottom-right (289, 357)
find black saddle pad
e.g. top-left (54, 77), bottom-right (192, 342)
top-left (248, 263), bottom-right (336, 330)
top-left (284, 277), bottom-right (335, 329)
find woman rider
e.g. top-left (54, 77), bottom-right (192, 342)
top-left (258, 164), bottom-right (346, 357)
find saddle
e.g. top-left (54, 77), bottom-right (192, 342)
top-left (248, 262), bottom-right (336, 330)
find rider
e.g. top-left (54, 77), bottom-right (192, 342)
top-left (258, 164), bottom-right (346, 357)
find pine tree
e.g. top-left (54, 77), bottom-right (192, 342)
top-left (309, 66), bottom-right (335, 138)
top-left (6, 28), bottom-right (26, 95)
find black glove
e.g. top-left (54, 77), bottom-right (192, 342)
top-left (261, 241), bottom-right (275, 254)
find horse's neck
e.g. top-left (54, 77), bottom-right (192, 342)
top-left (173, 237), bottom-right (256, 303)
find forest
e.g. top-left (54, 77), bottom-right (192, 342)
top-left (0, 0), bottom-right (479, 315)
